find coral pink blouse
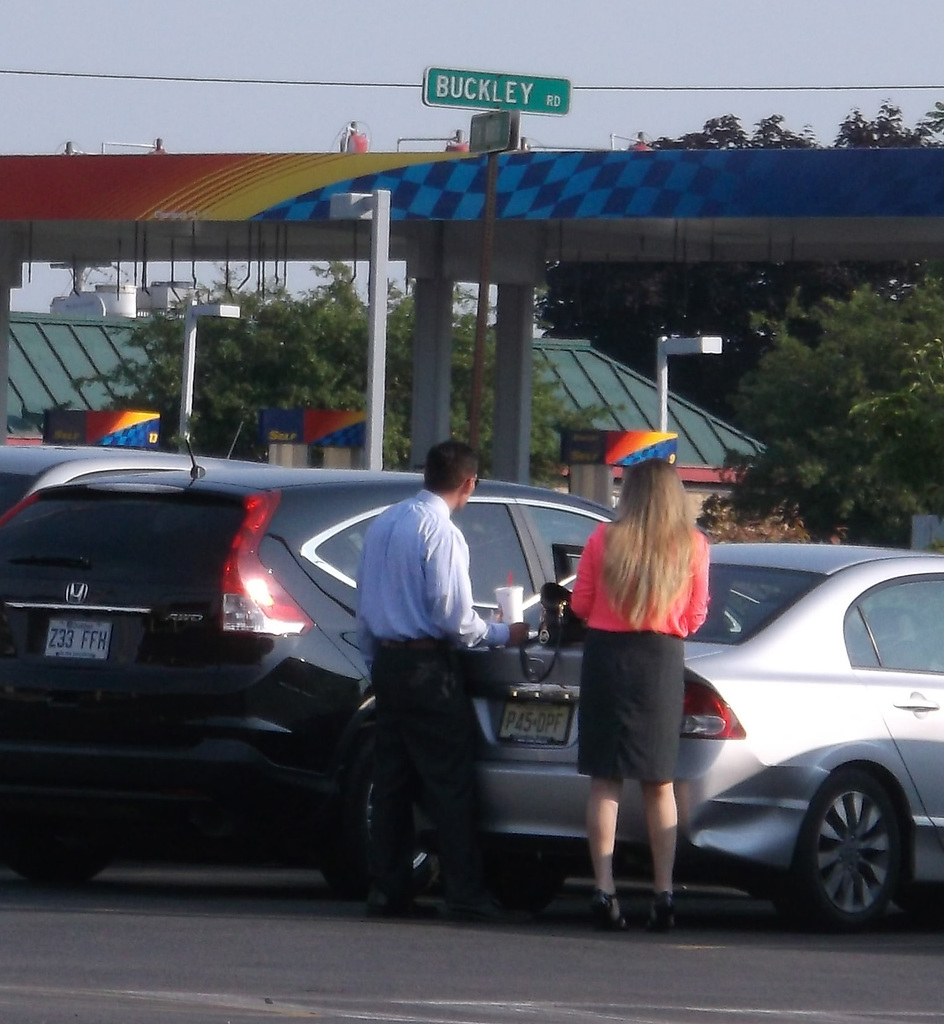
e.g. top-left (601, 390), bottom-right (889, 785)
top-left (570, 524), bottom-right (709, 638)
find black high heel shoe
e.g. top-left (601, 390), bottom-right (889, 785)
top-left (645, 890), bottom-right (675, 932)
top-left (589, 889), bottom-right (627, 931)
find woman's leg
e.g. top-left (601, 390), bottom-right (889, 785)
top-left (586, 777), bottom-right (623, 893)
top-left (640, 779), bottom-right (677, 894)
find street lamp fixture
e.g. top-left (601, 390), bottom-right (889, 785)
top-left (328, 190), bottom-right (391, 471)
top-left (656, 335), bottom-right (723, 432)
top-left (178, 300), bottom-right (241, 452)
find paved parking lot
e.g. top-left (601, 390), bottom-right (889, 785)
top-left (2, 863), bottom-right (943, 1024)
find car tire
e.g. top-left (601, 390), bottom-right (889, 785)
top-left (483, 851), bottom-right (565, 913)
top-left (319, 736), bottom-right (437, 900)
top-left (781, 768), bottom-right (901, 931)
top-left (2, 827), bottom-right (113, 884)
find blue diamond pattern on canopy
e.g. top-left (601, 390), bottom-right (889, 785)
top-left (255, 149), bottom-right (944, 223)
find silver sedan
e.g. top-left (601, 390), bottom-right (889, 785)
top-left (464, 543), bottom-right (944, 930)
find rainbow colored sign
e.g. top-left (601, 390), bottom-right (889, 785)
top-left (258, 409), bottom-right (366, 447)
top-left (561, 429), bottom-right (678, 466)
top-left (43, 410), bottom-right (161, 448)
top-left (604, 430), bottom-right (678, 466)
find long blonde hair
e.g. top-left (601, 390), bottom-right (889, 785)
top-left (603, 459), bottom-right (694, 627)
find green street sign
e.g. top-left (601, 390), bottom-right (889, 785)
top-left (423, 67), bottom-right (571, 116)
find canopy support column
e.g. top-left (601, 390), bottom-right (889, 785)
top-left (0, 240), bottom-right (22, 445)
top-left (492, 283), bottom-right (534, 484)
top-left (410, 275), bottom-right (454, 469)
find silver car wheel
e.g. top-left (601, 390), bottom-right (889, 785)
top-left (816, 789), bottom-right (890, 912)
top-left (789, 768), bottom-right (901, 930)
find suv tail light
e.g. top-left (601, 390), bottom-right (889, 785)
top-left (681, 678), bottom-right (745, 740)
top-left (221, 491), bottom-right (312, 636)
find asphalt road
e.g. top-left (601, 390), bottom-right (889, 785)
top-left (2, 863), bottom-right (944, 1023)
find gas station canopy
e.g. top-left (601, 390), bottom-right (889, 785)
top-left (2, 147), bottom-right (944, 282)
top-left (3, 146), bottom-right (944, 477)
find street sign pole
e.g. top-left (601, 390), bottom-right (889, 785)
top-left (424, 64), bottom-right (570, 452)
top-left (469, 151), bottom-right (499, 450)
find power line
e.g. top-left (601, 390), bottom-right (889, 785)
top-left (587, 84), bottom-right (944, 93)
top-left (0, 68), bottom-right (413, 88)
top-left (0, 67), bottom-right (942, 93)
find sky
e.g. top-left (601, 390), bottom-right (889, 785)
top-left (4, 0), bottom-right (944, 311)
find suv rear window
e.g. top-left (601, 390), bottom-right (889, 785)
top-left (0, 489), bottom-right (244, 583)
top-left (0, 473), bottom-right (32, 518)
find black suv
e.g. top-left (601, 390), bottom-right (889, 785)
top-left (0, 461), bottom-right (608, 896)
top-left (0, 444), bottom-right (207, 516)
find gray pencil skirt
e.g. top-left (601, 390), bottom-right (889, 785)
top-left (577, 628), bottom-right (684, 783)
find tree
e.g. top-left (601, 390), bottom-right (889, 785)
top-left (95, 265), bottom-right (588, 483)
top-left (697, 494), bottom-right (810, 542)
top-left (924, 101), bottom-right (944, 138)
top-left (539, 256), bottom-right (929, 423)
top-left (731, 282), bottom-right (944, 544)
top-left (650, 113), bottom-right (816, 151)
top-left (835, 102), bottom-right (933, 148)
top-left (852, 330), bottom-right (944, 515)
top-left (101, 266), bottom-right (381, 461)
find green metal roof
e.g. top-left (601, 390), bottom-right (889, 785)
top-left (7, 312), bottom-right (140, 435)
top-left (6, 315), bottom-right (761, 468)
top-left (533, 338), bottom-right (762, 467)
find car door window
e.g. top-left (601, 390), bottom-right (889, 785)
top-left (853, 580), bottom-right (944, 672)
top-left (521, 504), bottom-right (606, 583)
top-left (453, 501), bottom-right (532, 610)
top-left (844, 607), bottom-right (880, 668)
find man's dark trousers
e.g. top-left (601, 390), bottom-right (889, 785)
top-left (369, 645), bottom-right (485, 908)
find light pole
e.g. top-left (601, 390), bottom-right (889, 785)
top-left (178, 300), bottom-right (241, 451)
top-left (656, 335), bottom-right (723, 432)
top-left (329, 190), bottom-right (391, 471)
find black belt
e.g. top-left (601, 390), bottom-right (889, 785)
top-left (380, 638), bottom-right (450, 650)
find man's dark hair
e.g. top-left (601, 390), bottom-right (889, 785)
top-left (424, 440), bottom-right (478, 493)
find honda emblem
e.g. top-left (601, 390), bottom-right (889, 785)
top-left (65, 582), bottom-right (89, 604)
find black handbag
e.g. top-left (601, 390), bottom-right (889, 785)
top-left (537, 582), bottom-right (585, 647)
top-left (518, 582), bottom-right (585, 683)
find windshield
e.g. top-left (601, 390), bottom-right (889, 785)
top-left (694, 563), bottom-right (822, 644)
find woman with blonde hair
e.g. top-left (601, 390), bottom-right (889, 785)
top-left (571, 457), bottom-right (709, 932)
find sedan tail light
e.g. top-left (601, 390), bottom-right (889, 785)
top-left (681, 678), bottom-right (746, 740)
top-left (221, 491), bottom-right (312, 636)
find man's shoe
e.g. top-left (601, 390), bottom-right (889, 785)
top-left (365, 888), bottom-right (408, 918)
top-left (442, 897), bottom-right (510, 923)
top-left (645, 890), bottom-right (675, 933)
top-left (366, 888), bottom-right (439, 920)
top-left (589, 889), bottom-right (627, 931)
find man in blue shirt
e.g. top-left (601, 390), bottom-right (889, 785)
top-left (356, 440), bottom-right (529, 920)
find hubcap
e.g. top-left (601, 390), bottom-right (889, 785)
top-left (816, 789), bottom-right (890, 913)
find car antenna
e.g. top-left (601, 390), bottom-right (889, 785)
top-left (184, 438), bottom-right (206, 481)
top-left (225, 421), bottom-right (243, 460)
